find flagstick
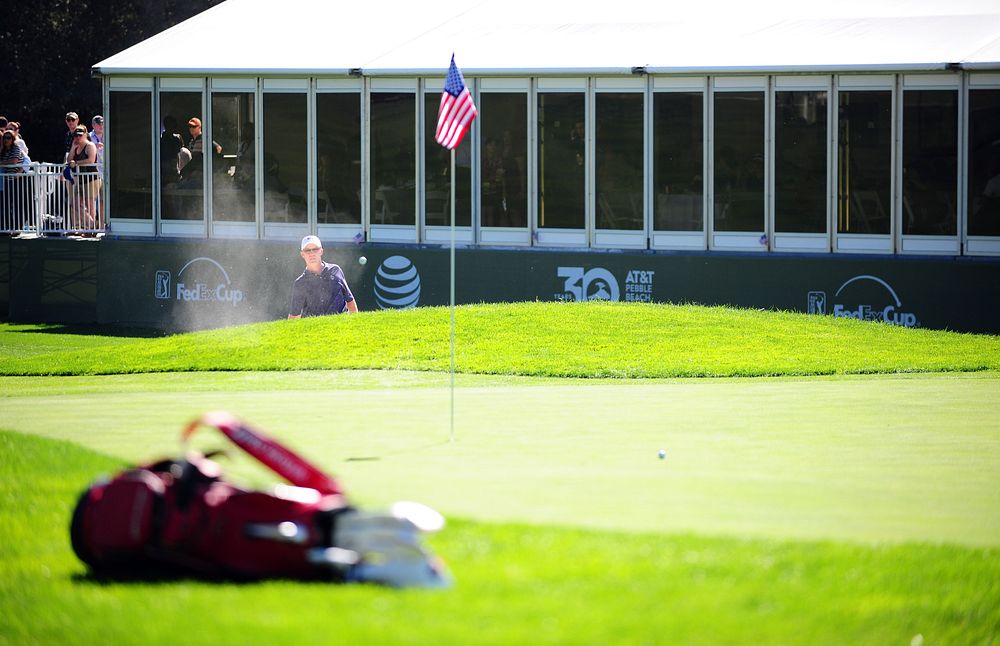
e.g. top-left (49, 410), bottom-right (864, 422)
top-left (449, 147), bottom-right (456, 443)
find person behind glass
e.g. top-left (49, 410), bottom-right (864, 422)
top-left (66, 125), bottom-right (101, 230)
top-left (182, 117), bottom-right (222, 185)
top-left (288, 235), bottom-right (358, 319)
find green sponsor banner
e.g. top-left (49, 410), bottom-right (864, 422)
top-left (355, 250), bottom-right (1000, 334)
top-left (0, 237), bottom-right (9, 316)
top-left (96, 239), bottom-right (367, 330)
top-left (8, 238), bottom-right (98, 323)
top-left (5, 238), bottom-right (998, 333)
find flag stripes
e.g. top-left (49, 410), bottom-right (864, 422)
top-left (435, 55), bottom-right (477, 150)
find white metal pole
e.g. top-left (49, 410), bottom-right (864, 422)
top-left (450, 147), bottom-right (456, 443)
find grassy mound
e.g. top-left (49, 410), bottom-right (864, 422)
top-left (1, 301), bottom-right (998, 377)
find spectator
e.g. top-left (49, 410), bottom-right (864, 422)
top-left (64, 112), bottom-right (81, 159)
top-left (181, 117), bottom-right (221, 184)
top-left (0, 116), bottom-right (7, 131)
top-left (0, 130), bottom-right (25, 172)
top-left (66, 125), bottom-right (100, 231)
top-left (1, 130), bottom-right (26, 231)
top-left (160, 115), bottom-right (185, 184)
top-left (89, 116), bottom-right (105, 174)
top-left (6, 122), bottom-right (29, 163)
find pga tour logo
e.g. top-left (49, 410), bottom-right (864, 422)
top-left (154, 257), bottom-right (245, 306)
top-left (808, 275), bottom-right (919, 327)
top-left (556, 267), bottom-right (655, 302)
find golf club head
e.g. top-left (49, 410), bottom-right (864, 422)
top-left (334, 507), bottom-right (452, 588)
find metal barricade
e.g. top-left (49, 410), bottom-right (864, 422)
top-left (1, 163), bottom-right (104, 237)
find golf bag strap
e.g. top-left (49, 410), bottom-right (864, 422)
top-left (182, 411), bottom-right (342, 495)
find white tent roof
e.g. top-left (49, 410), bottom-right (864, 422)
top-left (94, 0), bottom-right (1000, 76)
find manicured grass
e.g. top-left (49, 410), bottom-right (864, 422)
top-left (1, 301), bottom-right (998, 377)
top-left (2, 304), bottom-right (997, 644)
top-left (3, 370), bottom-right (998, 546)
top-left (2, 430), bottom-right (998, 645)
top-left (0, 323), bottom-right (154, 362)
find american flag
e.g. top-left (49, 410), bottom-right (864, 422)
top-left (435, 55), bottom-right (477, 150)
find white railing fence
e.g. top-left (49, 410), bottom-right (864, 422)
top-left (1, 163), bottom-right (104, 236)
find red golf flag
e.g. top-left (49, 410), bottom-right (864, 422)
top-left (435, 55), bottom-right (477, 150)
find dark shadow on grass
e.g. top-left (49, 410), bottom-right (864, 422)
top-left (70, 569), bottom-right (345, 586)
top-left (343, 438), bottom-right (454, 463)
top-left (12, 324), bottom-right (169, 339)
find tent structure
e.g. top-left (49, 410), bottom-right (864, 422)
top-left (95, 0), bottom-right (1000, 76)
top-left (90, 0), bottom-right (1000, 258)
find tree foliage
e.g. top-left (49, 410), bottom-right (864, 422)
top-left (2, 0), bottom-right (225, 163)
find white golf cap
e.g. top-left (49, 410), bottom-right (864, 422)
top-left (300, 235), bottom-right (322, 250)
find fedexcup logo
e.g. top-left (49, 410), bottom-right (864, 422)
top-left (154, 257), bottom-right (244, 306)
top-left (374, 255), bottom-right (421, 309)
top-left (808, 275), bottom-right (919, 327)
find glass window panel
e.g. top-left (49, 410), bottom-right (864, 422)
top-left (370, 93), bottom-right (416, 225)
top-left (713, 92), bottom-right (764, 232)
top-left (160, 92), bottom-right (203, 221)
top-left (263, 93), bottom-right (307, 224)
top-left (596, 93), bottom-right (643, 231)
top-left (317, 93), bottom-right (362, 225)
top-left (654, 92), bottom-right (703, 231)
top-left (902, 90), bottom-right (957, 236)
top-left (424, 94), bottom-right (471, 227)
top-left (775, 91), bottom-right (828, 233)
top-left (109, 92), bottom-right (152, 220)
top-left (479, 93), bottom-right (527, 228)
top-left (837, 91), bottom-right (892, 235)
top-left (968, 89), bottom-right (1000, 237)
top-left (538, 93), bottom-right (585, 229)
top-left (211, 92), bottom-right (255, 222)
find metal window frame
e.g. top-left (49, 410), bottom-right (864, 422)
top-left (770, 75), bottom-right (833, 254)
top-left (708, 76), bottom-right (770, 253)
top-left (314, 78), bottom-right (365, 244)
top-left (897, 73), bottom-right (962, 256)
top-left (106, 77), bottom-right (156, 236)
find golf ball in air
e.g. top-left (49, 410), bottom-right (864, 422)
top-left (358, 256), bottom-right (367, 265)
top-left (658, 449), bottom-right (666, 460)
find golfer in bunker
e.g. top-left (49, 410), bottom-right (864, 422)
top-left (288, 235), bottom-right (358, 318)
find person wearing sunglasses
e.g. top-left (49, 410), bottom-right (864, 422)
top-left (63, 112), bottom-right (81, 158)
top-left (288, 235), bottom-right (358, 319)
top-left (0, 131), bottom-right (25, 172)
top-left (1, 131), bottom-right (26, 231)
top-left (66, 125), bottom-right (101, 231)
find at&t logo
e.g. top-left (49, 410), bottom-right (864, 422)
top-left (374, 256), bottom-right (421, 309)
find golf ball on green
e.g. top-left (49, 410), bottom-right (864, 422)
top-left (359, 256), bottom-right (367, 265)
top-left (658, 449), bottom-right (666, 459)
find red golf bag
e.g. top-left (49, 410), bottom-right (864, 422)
top-left (70, 412), bottom-right (449, 587)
